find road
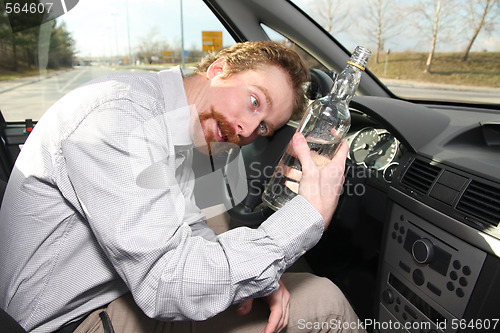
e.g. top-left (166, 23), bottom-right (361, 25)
top-left (1, 66), bottom-right (135, 121)
top-left (385, 81), bottom-right (500, 104)
top-left (0, 66), bottom-right (499, 122)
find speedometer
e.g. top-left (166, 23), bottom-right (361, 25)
top-left (349, 128), bottom-right (399, 170)
top-left (349, 127), bottom-right (379, 165)
top-left (364, 132), bottom-right (399, 170)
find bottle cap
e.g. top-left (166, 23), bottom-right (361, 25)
top-left (348, 46), bottom-right (372, 70)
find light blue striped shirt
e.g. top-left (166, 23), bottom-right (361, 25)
top-left (0, 66), bottom-right (323, 332)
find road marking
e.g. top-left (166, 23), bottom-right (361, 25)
top-left (58, 68), bottom-right (88, 93)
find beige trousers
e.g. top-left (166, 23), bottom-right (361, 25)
top-left (74, 272), bottom-right (366, 333)
top-left (74, 210), bottom-right (366, 332)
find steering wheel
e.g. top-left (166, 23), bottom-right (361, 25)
top-left (222, 68), bottom-right (335, 226)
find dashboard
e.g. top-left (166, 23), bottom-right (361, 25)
top-left (346, 125), bottom-right (403, 183)
top-left (343, 105), bottom-right (408, 188)
top-left (346, 96), bottom-right (500, 242)
top-left (345, 95), bottom-right (500, 332)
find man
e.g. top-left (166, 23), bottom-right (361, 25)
top-left (0, 41), bottom-right (364, 332)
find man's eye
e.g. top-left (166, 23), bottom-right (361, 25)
top-left (259, 122), bottom-right (267, 135)
top-left (251, 96), bottom-right (259, 108)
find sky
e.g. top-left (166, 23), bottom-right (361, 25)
top-left (61, 0), bottom-right (235, 58)
top-left (60, 0), bottom-right (499, 58)
top-left (301, 0), bottom-right (500, 53)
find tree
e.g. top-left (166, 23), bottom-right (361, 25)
top-left (307, 0), bottom-right (350, 34)
top-left (0, 0), bottom-right (48, 71)
top-left (425, 0), bottom-right (443, 73)
top-left (461, 0), bottom-right (499, 61)
top-left (0, 11), bottom-right (74, 73)
top-left (136, 27), bottom-right (170, 64)
top-left (359, 0), bottom-right (401, 63)
top-left (411, 0), bottom-right (459, 73)
top-left (48, 21), bottom-right (75, 68)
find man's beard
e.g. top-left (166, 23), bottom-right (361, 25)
top-left (197, 106), bottom-right (240, 156)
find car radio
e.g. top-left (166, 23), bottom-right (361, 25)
top-left (377, 203), bottom-right (487, 333)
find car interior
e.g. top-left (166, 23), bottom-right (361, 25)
top-left (1, 0), bottom-right (499, 332)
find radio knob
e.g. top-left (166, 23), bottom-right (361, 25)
top-left (382, 289), bottom-right (394, 304)
top-left (412, 238), bottom-right (434, 264)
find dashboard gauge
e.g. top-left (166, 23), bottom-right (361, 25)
top-left (349, 128), bottom-right (379, 165)
top-left (364, 132), bottom-right (399, 170)
top-left (383, 162), bottom-right (399, 183)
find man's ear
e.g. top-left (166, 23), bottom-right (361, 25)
top-left (206, 57), bottom-right (228, 79)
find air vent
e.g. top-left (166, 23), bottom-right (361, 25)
top-left (401, 159), bottom-right (441, 194)
top-left (457, 180), bottom-right (500, 227)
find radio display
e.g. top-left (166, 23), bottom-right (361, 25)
top-left (388, 273), bottom-right (446, 324)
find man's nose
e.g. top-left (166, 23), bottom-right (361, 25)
top-left (237, 117), bottom-right (261, 138)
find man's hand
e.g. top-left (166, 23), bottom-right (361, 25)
top-left (236, 280), bottom-right (290, 333)
top-left (292, 132), bottom-right (348, 228)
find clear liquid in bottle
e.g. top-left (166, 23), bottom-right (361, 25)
top-left (262, 46), bottom-right (371, 211)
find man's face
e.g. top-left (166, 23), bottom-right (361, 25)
top-left (191, 60), bottom-right (294, 155)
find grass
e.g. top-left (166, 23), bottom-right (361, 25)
top-left (0, 68), bottom-right (59, 81)
top-left (367, 51), bottom-right (500, 88)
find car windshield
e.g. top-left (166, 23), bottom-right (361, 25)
top-left (0, 0), bottom-right (499, 122)
top-left (292, 0), bottom-right (500, 105)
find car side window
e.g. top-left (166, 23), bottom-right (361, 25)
top-left (0, 0), bottom-right (235, 122)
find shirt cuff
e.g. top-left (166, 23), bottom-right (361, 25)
top-left (260, 195), bottom-right (324, 267)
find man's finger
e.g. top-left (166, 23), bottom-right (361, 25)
top-left (262, 280), bottom-right (290, 333)
top-left (262, 302), bottom-right (283, 333)
top-left (323, 141), bottom-right (348, 183)
top-left (280, 289), bottom-right (290, 332)
top-left (236, 298), bottom-right (253, 316)
top-left (329, 141), bottom-right (349, 169)
top-left (291, 133), bottom-right (315, 175)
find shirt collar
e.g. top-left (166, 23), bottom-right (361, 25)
top-left (158, 66), bottom-right (193, 148)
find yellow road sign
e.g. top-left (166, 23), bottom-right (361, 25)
top-left (202, 31), bottom-right (223, 52)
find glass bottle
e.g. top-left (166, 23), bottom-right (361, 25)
top-left (262, 46), bottom-right (372, 211)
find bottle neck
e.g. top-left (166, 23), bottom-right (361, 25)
top-left (328, 63), bottom-right (364, 104)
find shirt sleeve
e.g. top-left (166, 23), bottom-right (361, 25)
top-left (60, 100), bottom-right (324, 321)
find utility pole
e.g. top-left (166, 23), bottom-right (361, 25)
top-left (180, 0), bottom-right (185, 70)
